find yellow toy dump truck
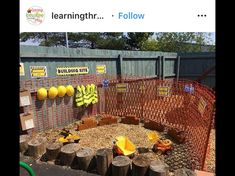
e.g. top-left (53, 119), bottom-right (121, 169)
top-left (113, 136), bottom-right (136, 157)
top-left (58, 128), bottom-right (80, 144)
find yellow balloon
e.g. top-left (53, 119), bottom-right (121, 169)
top-left (37, 88), bottom-right (47, 100)
top-left (48, 86), bottom-right (58, 99)
top-left (66, 85), bottom-right (74, 96)
top-left (57, 86), bottom-right (66, 97)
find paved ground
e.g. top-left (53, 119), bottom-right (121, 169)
top-left (20, 155), bottom-right (99, 176)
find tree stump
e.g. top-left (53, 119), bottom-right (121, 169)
top-left (46, 142), bottom-right (63, 161)
top-left (96, 148), bottom-right (113, 176)
top-left (174, 168), bottom-right (196, 176)
top-left (132, 154), bottom-right (150, 176)
top-left (76, 148), bottom-right (94, 171)
top-left (149, 160), bottom-right (169, 176)
top-left (20, 135), bottom-right (30, 153)
top-left (28, 137), bottom-right (46, 158)
top-left (60, 143), bottom-right (80, 166)
top-left (112, 156), bottom-right (131, 176)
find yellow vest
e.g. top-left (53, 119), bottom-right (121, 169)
top-left (75, 85), bottom-right (84, 107)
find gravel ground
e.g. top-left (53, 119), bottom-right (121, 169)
top-left (34, 122), bottom-right (215, 174)
top-left (204, 129), bottom-right (215, 173)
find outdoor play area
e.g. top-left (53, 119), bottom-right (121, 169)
top-left (20, 46), bottom-right (215, 176)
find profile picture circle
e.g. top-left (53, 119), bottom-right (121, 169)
top-left (26, 6), bottom-right (45, 25)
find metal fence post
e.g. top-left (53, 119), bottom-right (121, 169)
top-left (117, 54), bottom-right (123, 82)
top-left (176, 56), bottom-right (181, 82)
top-left (158, 56), bottom-right (162, 79)
top-left (162, 56), bottom-right (165, 80)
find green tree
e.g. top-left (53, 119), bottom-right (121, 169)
top-left (155, 32), bottom-right (215, 52)
top-left (20, 32), bottom-right (126, 49)
top-left (125, 32), bottom-right (154, 50)
top-left (20, 32), bottom-right (66, 47)
top-left (140, 39), bottom-right (158, 51)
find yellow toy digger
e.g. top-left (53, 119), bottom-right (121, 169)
top-left (58, 128), bottom-right (80, 144)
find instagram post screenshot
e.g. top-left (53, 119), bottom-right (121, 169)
top-left (19, 0), bottom-right (215, 176)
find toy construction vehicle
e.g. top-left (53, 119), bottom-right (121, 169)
top-left (113, 136), bottom-right (136, 157)
top-left (58, 128), bottom-right (80, 144)
top-left (147, 132), bottom-right (173, 154)
top-left (152, 139), bottom-right (173, 154)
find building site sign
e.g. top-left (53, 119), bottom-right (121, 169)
top-left (198, 97), bottom-right (207, 116)
top-left (30, 66), bottom-right (47, 78)
top-left (96, 65), bottom-right (106, 74)
top-left (116, 83), bottom-right (128, 93)
top-left (20, 63), bottom-right (25, 76)
top-left (56, 66), bottom-right (89, 76)
top-left (157, 86), bottom-right (171, 96)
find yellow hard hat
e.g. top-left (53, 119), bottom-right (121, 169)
top-left (57, 86), bottom-right (66, 97)
top-left (66, 85), bottom-right (74, 96)
top-left (37, 88), bottom-right (47, 100)
top-left (48, 86), bottom-right (58, 99)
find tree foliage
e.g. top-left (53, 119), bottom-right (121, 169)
top-left (154, 32), bottom-right (215, 52)
top-left (124, 32), bottom-right (154, 50)
top-left (20, 32), bottom-right (215, 52)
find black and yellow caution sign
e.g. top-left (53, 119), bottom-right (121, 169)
top-left (157, 86), bottom-right (170, 96)
top-left (116, 83), bottom-right (128, 93)
top-left (20, 63), bottom-right (25, 76)
top-left (56, 66), bottom-right (89, 76)
top-left (30, 66), bottom-right (47, 78)
top-left (96, 65), bottom-right (106, 74)
top-left (198, 97), bottom-right (207, 116)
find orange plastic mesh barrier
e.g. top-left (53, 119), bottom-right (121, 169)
top-left (20, 74), bottom-right (215, 171)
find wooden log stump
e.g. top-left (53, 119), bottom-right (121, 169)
top-left (20, 135), bottom-right (30, 153)
top-left (149, 160), bottom-right (169, 176)
top-left (76, 148), bottom-right (94, 171)
top-left (28, 137), bottom-right (46, 158)
top-left (112, 156), bottom-right (131, 176)
top-left (46, 142), bottom-right (63, 161)
top-left (174, 168), bottom-right (196, 176)
top-left (96, 148), bottom-right (113, 176)
top-left (60, 143), bottom-right (80, 166)
top-left (132, 154), bottom-right (150, 176)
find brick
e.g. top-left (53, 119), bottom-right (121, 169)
top-left (77, 121), bottom-right (97, 130)
top-left (144, 120), bottom-right (165, 132)
top-left (89, 122), bottom-right (97, 128)
top-left (82, 118), bottom-right (97, 126)
top-left (125, 115), bottom-right (136, 120)
top-left (167, 128), bottom-right (186, 144)
top-left (98, 116), bottom-right (118, 126)
top-left (121, 116), bottom-right (139, 125)
top-left (109, 118), bottom-right (118, 124)
top-left (77, 124), bottom-right (89, 131)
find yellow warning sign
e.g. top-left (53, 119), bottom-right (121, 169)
top-left (56, 67), bottom-right (89, 76)
top-left (30, 66), bottom-right (47, 78)
top-left (116, 83), bottom-right (128, 93)
top-left (96, 65), bottom-right (106, 74)
top-left (198, 97), bottom-right (207, 116)
top-left (157, 86), bottom-right (170, 96)
top-left (20, 63), bottom-right (25, 76)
